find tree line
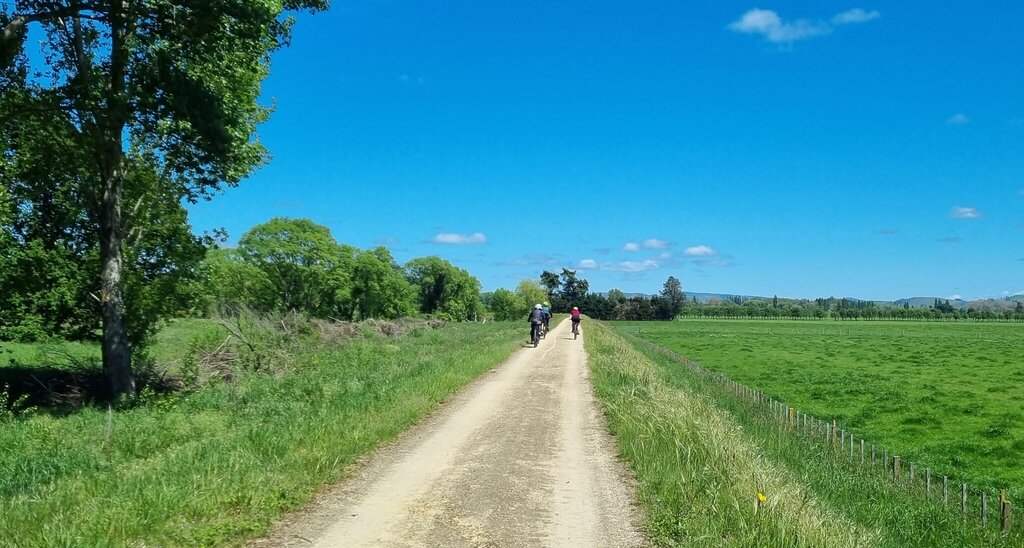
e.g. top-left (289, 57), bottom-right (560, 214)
top-left (1, 216), bottom-right (485, 341)
top-left (676, 297), bottom-right (1024, 322)
top-left (482, 271), bottom-right (688, 322)
top-left (486, 272), bottom-right (1024, 323)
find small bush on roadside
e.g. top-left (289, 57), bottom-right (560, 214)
top-left (0, 385), bottom-right (35, 422)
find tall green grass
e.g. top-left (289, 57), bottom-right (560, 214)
top-left (586, 321), bottom-right (1013, 547)
top-left (0, 321), bottom-right (523, 546)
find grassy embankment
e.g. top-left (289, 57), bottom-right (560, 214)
top-left (585, 320), bottom-right (1014, 547)
top-left (0, 319), bottom-right (523, 546)
top-left (615, 319), bottom-right (1024, 500)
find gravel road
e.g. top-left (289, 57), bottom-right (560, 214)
top-left (256, 319), bottom-right (646, 547)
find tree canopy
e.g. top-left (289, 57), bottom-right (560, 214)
top-left (405, 257), bottom-right (483, 321)
top-left (1, 0), bottom-right (328, 395)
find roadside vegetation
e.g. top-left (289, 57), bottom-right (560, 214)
top-left (0, 318), bottom-right (522, 546)
top-left (618, 319), bottom-right (1024, 500)
top-left (586, 321), bottom-right (1015, 547)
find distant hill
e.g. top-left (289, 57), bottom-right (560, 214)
top-left (894, 297), bottom-right (970, 309)
top-left (600, 291), bottom-right (763, 303)
top-left (894, 296), bottom-right (1024, 310)
top-left (598, 291), bottom-right (1024, 310)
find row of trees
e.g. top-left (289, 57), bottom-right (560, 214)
top-left (483, 272), bottom-right (687, 322)
top-left (1, 216), bottom-right (485, 346)
top-left (490, 271), bottom-right (1024, 323)
top-left (677, 298), bottom-right (1024, 321)
top-left (203, 218), bottom-right (483, 322)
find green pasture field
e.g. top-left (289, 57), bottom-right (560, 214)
top-left (586, 321), bottom-right (1011, 546)
top-left (0, 320), bottom-right (523, 546)
top-left (613, 319), bottom-right (1024, 499)
top-left (0, 318), bottom-right (221, 372)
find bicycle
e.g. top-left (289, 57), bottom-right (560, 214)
top-left (572, 320), bottom-right (580, 340)
top-left (531, 322), bottom-right (543, 348)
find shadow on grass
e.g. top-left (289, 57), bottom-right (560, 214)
top-left (0, 363), bottom-right (180, 416)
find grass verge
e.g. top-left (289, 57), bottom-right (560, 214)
top-left (585, 320), bottom-right (1014, 547)
top-left (0, 321), bottom-right (523, 546)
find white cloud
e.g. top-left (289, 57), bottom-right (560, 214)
top-left (658, 252), bottom-right (672, 260)
top-left (498, 254), bottom-right (560, 267)
top-left (642, 238), bottom-right (670, 250)
top-left (614, 260), bottom-right (660, 272)
top-left (951, 207), bottom-right (981, 219)
top-left (831, 8), bottom-right (880, 25)
top-left (577, 258), bottom-right (661, 272)
top-left (946, 294), bottom-right (963, 301)
top-left (622, 242), bottom-right (641, 252)
top-left (728, 9), bottom-right (830, 43)
top-left (430, 232), bottom-right (487, 245)
top-left (683, 245), bottom-right (717, 257)
top-left (399, 74), bottom-right (426, 85)
top-left (946, 113), bottom-right (970, 125)
top-left (728, 7), bottom-right (880, 45)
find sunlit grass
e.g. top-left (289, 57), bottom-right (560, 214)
top-left (614, 319), bottom-right (1024, 500)
top-left (586, 321), bottom-right (1014, 547)
top-left (0, 321), bottom-right (522, 546)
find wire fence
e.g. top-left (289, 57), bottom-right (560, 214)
top-left (644, 341), bottom-right (1015, 536)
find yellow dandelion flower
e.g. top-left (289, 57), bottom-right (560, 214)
top-left (757, 492), bottom-right (767, 503)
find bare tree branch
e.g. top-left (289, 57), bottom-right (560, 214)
top-left (1, 3), bottom-right (108, 44)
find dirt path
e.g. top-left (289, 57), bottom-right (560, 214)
top-left (255, 319), bottom-right (646, 547)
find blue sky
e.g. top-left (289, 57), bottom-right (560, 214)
top-left (188, 0), bottom-right (1024, 301)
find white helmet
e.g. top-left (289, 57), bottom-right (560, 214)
top-left (535, 304), bottom-right (543, 309)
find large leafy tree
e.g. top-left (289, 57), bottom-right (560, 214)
top-left (405, 256), bottom-right (482, 321)
top-left (198, 247), bottom-right (274, 314)
top-left (1, 96), bottom-right (208, 346)
top-left (0, 0), bottom-right (328, 395)
top-left (539, 270), bottom-right (560, 299)
top-left (351, 247), bottom-right (415, 320)
top-left (660, 275), bottom-right (685, 319)
top-left (514, 279), bottom-right (547, 316)
top-left (558, 268), bottom-right (589, 308)
top-left (236, 218), bottom-right (354, 317)
top-left (488, 288), bottom-right (523, 321)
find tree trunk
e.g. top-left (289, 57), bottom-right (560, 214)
top-left (100, 162), bottom-right (134, 397)
top-left (98, 0), bottom-right (134, 398)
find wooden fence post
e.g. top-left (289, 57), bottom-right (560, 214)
top-left (832, 420), bottom-right (837, 445)
top-left (962, 483), bottom-right (968, 514)
top-left (926, 469), bottom-right (931, 495)
top-left (944, 476), bottom-right (949, 504)
top-left (1002, 500), bottom-right (1012, 534)
top-left (894, 456), bottom-right (901, 481)
top-left (871, 444), bottom-right (876, 465)
top-left (850, 433), bottom-right (854, 460)
top-left (983, 492), bottom-right (988, 526)
top-left (860, 439), bottom-right (865, 466)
